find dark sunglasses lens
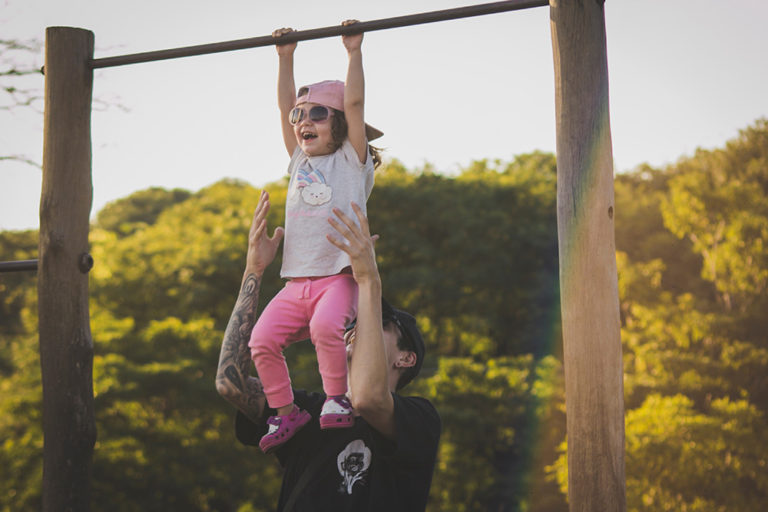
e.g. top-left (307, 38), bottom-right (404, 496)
top-left (288, 107), bottom-right (303, 125)
top-left (308, 105), bottom-right (330, 122)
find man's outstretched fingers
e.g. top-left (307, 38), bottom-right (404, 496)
top-left (325, 232), bottom-right (348, 254)
top-left (249, 191), bottom-right (269, 239)
top-left (349, 202), bottom-right (371, 237)
top-left (330, 207), bottom-right (354, 227)
top-left (332, 204), bottom-right (369, 239)
top-left (329, 209), bottom-right (359, 243)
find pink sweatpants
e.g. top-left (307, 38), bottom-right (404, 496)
top-left (249, 273), bottom-right (358, 409)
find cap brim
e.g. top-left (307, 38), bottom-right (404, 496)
top-left (365, 124), bottom-right (384, 142)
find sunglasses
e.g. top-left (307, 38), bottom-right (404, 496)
top-left (344, 313), bottom-right (413, 351)
top-left (288, 105), bottom-right (333, 125)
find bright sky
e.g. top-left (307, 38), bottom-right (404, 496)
top-left (2, 0), bottom-right (767, 231)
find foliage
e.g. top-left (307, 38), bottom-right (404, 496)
top-left (90, 180), bottom-right (283, 328)
top-left (371, 152), bottom-right (560, 358)
top-left (418, 355), bottom-right (566, 512)
top-left (0, 229), bottom-right (41, 511)
top-left (624, 394), bottom-right (768, 511)
top-left (549, 118), bottom-right (768, 509)
top-left (95, 187), bottom-right (193, 238)
top-left (89, 314), bottom-right (283, 511)
top-left (613, 167), bottom-right (710, 299)
top-left (3, 119), bottom-right (768, 510)
top-left (0, 229), bottom-right (36, 342)
top-left (1, 154), bottom-right (565, 510)
top-left (0, 331), bottom-right (42, 512)
top-left (661, 119), bottom-right (768, 316)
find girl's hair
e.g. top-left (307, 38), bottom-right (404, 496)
top-left (329, 108), bottom-right (382, 169)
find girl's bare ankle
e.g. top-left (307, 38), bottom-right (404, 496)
top-left (276, 404), bottom-right (294, 417)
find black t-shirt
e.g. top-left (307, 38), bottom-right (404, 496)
top-left (236, 390), bottom-right (441, 512)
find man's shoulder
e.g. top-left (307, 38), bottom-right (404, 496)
top-left (394, 393), bottom-right (437, 412)
top-left (393, 394), bottom-right (441, 430)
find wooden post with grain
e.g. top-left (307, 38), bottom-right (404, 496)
top-left (549, 1), bottom-right (627, 510)
top-left (39, 26), bottom-right (97, 512)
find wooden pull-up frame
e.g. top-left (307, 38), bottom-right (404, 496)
top-left (37, 1), bottom-right (625, 510)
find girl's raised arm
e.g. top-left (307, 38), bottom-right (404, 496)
top-left (274, 28), bottom-right (298, 157)
top-left (341, 20), bottom-right (368, 164)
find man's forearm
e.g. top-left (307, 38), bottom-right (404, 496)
top-left (348, 277), bottom-right (385, 394)
top-left (215, 271), bottom-right (266, 422)
top-left (348, 277), bottom-right (397, 438)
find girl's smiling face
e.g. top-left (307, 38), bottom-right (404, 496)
top-left (293, 102), bottom-right (335, 156)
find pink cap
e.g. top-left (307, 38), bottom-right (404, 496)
top-left (296, 80), bottom-right (383, 141)
top-left (296, 80), bottom-right (345, 111)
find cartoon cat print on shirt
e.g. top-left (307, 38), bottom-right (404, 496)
top-left (337, 439), bottom-right (371, 495)
top-left (296, 167), bottom-right (332, 206)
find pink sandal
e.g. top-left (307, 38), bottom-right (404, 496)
top-left (259, 405), bottom-right (311, 453)
top-left (319, 395), bottom-right (354, 429)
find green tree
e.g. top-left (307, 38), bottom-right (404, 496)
top-left (661, 119), bottom-right (768, 317)
top-left (95, 187), bottom-right (192, 238)
top-left (621, 119), bottom-right (768, 413)
top-left (0, 309), bottom-right (42, 511)
top-left (620, 284), bottom-right (768, 412)
top-left (88, 312), bottom-right (282, 511)
top-left (0, 230), bottom-right (41, 511)
top-left (614, 166), bottom-right (710, 299)
top-left (550, 394), bottom-right (768, 511)
top-left (549, 120), bottom-right (768, 510)
top-left (90, 180), bottom-right (280, 327)
top-left (0, 229), bottom-right (37, 341)
top-left (419, 355), bottom-right (566, 512)
top-left (1, 151), bottom-right (567, 511)
top-left (370, 153), bottom-right (560, 359)
top-left (624, 394), bottom-right (768, 511)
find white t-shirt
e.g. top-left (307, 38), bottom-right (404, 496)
top-left (281, 139), bottom-right (375, 278)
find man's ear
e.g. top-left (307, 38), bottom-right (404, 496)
top-left (395, 351), bottom-right (417, 369)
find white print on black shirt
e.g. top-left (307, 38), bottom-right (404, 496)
top-left (337, 439), bottom-right (371, 495)
top-left (296, 168), bottom-right (332, 206)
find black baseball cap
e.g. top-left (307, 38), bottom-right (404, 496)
top-left (381, 298), bottom-right (425, 390)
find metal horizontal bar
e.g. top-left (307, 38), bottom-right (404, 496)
top-left (0, 259), bottom-right (38, 273)
top-left (90, 0), bottom-right (549, 69)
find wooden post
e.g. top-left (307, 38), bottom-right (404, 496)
top-left (39, 26), bottom-right (96, 512)
top-left (549, 1), bottom-right (626, 511)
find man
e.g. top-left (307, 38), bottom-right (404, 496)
top-left (216, 190), bottom-right (441, 511)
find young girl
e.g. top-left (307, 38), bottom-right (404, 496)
top-left (249, 21), bottom-right (383, 453)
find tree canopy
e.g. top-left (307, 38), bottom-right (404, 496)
top-left (2, 119), bottom-right (768, 510)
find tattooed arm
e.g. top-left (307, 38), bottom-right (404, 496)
top-left (215, 190), bottom-right (284, 423)
top-left (215, 271), bottom-right (267, 422)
